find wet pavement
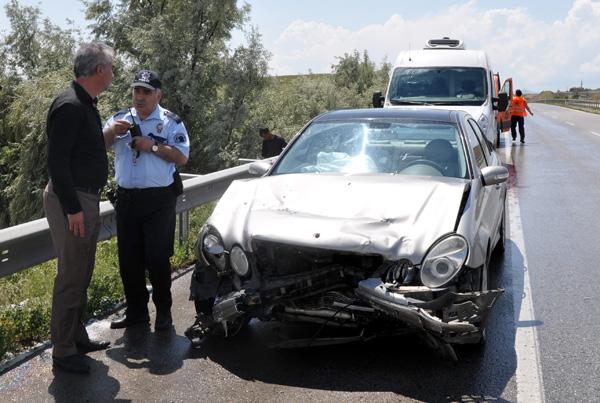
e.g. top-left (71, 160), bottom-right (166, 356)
top-left (0, 258), bottom-right (518, 402)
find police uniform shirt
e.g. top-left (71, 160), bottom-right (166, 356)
top-left (104, 105), bottom-right (190, 188)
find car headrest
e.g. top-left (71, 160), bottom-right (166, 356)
top-left (425, 139), bottom-right (455, 161)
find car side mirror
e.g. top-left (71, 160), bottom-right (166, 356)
top-left (372, 91), bottom-right (384, 108)
top-left (481, 165), bottom-right (509, 186)
top-left (492, 96), bottom-right (499, 110)
top-left (497, 93), bottom-right (508, 112)
top-left (249, 160), bottom-right (272, 176)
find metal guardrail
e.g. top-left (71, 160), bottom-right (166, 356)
top-left (0, 164), bottom-right (256, 279)
top-left (536, 98), bottom-right (600, 110)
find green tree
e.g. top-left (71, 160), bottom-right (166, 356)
top-left (84, 0), bottom-right (267, 173)
top-left (0, 0), bottom-right (79, 226)
top-left (205, 28), bottom-right (270, 169)
top-left (332, 49), bottom-right (376, 94)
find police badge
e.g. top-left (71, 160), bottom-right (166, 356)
top-left (156, 123), bottom-right (163, 133)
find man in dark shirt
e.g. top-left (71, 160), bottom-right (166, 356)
top-left (43, 42), bottom-right (114, 374)
top-left (259, 127), bottom-right (287, 158)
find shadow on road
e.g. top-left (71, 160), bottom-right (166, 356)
top-left (48, 358), bottom-right (125, 402)
top-left (106, 324), bottom-right (189, 376)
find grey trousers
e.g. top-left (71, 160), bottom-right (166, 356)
top-left (43, 183), bottom-right (101, 357)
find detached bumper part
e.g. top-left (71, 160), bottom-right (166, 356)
top-left (355, 278), bottom-right (503, 338)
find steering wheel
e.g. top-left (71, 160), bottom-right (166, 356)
top-left (398, 159), bottom-right (444, 175)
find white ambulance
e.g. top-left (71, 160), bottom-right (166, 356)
top-left (374, 38), bottom-right (511, 147)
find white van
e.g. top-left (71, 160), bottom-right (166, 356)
top-left (374, 38), bottom-right (510, 147)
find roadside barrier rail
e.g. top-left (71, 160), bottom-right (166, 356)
top-left (0, 164), bottom-right (255, 279)
top-left (535, 98), bottom-right (600, 111)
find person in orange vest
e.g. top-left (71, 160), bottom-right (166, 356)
top-left (509, 89), bottom-right (534, 144)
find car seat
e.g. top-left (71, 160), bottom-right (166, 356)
top-left (424, 139), bottom-right (459, 177)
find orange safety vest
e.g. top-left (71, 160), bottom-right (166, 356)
top-left (509, 96), bottom-right (528, 117)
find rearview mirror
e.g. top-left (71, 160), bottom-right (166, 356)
top-left (248, 160), bottom-right (272, 176)
top-left (497, 93), bottom-right (508, 112)
top-left (481, 165), bottom-right (509, 186)
top-left (372, 91), bottom-right (384, 108)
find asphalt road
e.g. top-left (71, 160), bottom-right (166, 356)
top-left (1, 104), bottom-right (598, 402)
top-left (506, 104), bottom-right (600, 403)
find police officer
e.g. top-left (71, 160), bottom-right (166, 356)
top-left (103, 70), bottom-right (189, 331)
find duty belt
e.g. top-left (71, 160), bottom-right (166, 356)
top-left (117, 185), bottom-right (172, 196)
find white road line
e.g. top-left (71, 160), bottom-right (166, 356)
top-left (504, 146), bottom-right (545, 403)
top-left (565, 121), bottom-right (575, 126)
top-left (590, 131), bottom-right (600, 137)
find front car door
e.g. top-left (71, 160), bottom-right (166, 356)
top-left (464, 118), bottom-right (504, 254)
top-left (498, 78), bottom-right (513, 132)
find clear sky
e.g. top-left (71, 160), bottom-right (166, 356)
top-left (1, 0), bottom-right (598, 92)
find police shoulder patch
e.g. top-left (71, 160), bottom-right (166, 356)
top-left (164, 110), bottom-right (183, 124)
top-left (112, 108), bottom-right (129, 118)
top-left (174, 133), bottom-right (187, 144)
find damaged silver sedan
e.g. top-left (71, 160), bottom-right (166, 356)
top-left (186, 108), bottom-right (507, 359)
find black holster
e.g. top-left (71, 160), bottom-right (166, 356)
top-left (172, 170), bottom-right (183, 196)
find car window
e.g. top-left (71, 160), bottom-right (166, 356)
top-left (468, 119), bottom-right (492, 160)
top-left (464, 120), bottom-right (488, 169)
top-left (273, 119), bottom-right (468, 178)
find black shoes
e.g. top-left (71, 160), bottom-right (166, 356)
top-left (111, 311), bottom-right (172, 331)
top-left (110, 315), bottom-right (150, 329)
top-left (520, 140), bottom-right (525, 143)
top-left (52, 354), bottom-right (90, 374)
top-left (155, 311), bottom-right (173, 331)
top-left (76, 339), bottom-right (111, 354)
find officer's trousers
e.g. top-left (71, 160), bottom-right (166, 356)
top-left (116, 186), bottom-right (176, 318)
top-left (44, 183), bottom-right (101, 357)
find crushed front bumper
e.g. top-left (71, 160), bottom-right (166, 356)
top-left (355, 278), bottom-right (503, 343)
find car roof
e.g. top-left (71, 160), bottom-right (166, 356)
top-left (313, 108), bottom-right (467, 123)
top-left (393, 49), bottom-right (490, 69)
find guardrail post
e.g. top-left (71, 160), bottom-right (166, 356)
top-left (178, 210), bottom-right (189, 245)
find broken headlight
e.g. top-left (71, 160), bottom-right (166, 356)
top-left (230, 245), bottom-right (250, 277)
top-left (420, 234), bottom-right (468, 288)
top-left (198, 225), bottom-right (228, 273)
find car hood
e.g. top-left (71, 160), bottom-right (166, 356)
top-left (209, 173), bottom-right (469, 262)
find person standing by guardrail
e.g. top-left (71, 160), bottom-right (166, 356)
top-left (509, 89), bottom-right (534, 144)
top-left (103, 70), bottom-right (189, 333)
top-left (43, 42), bottom-right (115, 374)
top-left (259, 127), bottom-right (287, 158)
